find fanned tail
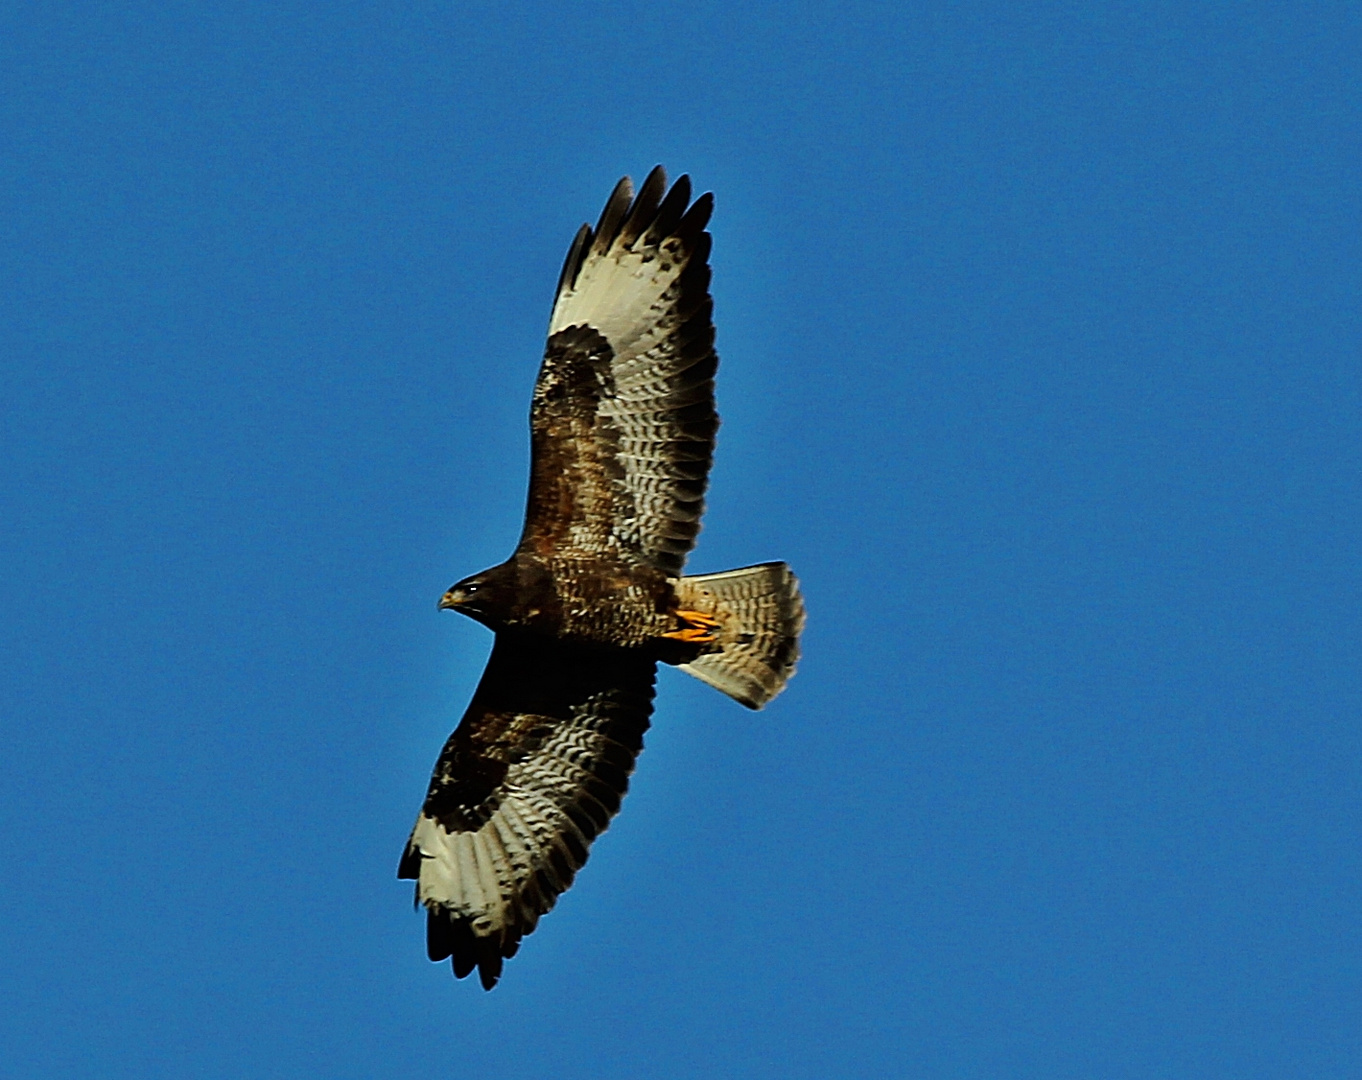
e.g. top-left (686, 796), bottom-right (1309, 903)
top-left (673, 562), bottom-right (805, 709)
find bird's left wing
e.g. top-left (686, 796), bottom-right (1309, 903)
top-left (519, 167), bottom-right (719, 574)
top-left (399, 633), bottom-right (656, 989)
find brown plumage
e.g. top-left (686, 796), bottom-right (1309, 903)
top-left (400, 168), bottom-right (805, 989)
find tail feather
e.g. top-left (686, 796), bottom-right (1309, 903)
top-left (673, 562), bottom-right (805, 709)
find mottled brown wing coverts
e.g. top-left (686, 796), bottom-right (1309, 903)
top-left (521, 167), bottom-right (719, 574)
top-left (402, 170), bottom-right (718, 989)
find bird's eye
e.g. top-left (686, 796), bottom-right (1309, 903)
top-left (463, 582), bottom-right (479, 595)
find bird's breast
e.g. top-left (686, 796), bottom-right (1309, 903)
top-left (515, 555), bottom-right (674, 648)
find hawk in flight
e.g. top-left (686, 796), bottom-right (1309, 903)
top-left (400, 168), bottom-right (805, 989)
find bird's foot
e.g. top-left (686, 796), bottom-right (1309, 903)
top-left (662, 609), bottom-right (721, 643)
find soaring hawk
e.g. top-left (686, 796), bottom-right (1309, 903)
top-left (400, 168), bottom-right (805, 989)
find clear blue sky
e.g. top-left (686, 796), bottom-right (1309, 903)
top-left (3, 3), bottom-right (1358, 1077)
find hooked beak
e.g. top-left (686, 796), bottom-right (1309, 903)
top-left (438, 590), bottom-right (461, 611)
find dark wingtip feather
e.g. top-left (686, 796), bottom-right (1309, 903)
top-left (591, 176), bottom-right (634, 256)
top-left (555, 222), bottom-right (593, 299)
top-left (449, 919), bottom-right (479, 979)
top-left (477, 946), bottom-right (504, 990)
top-left (647, 174), bottom-right (692, 242)
top-left (426, 908), bottom-right (453, 962)
top-left (678, 191), bottom-right (714, 239)
top-left (643, 163), bottom-right (668, 191)
top-left (619, 166), bottom-right (667, 248)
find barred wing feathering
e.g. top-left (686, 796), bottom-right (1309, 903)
top-left (399, 633), bottom-right (656, 989)
top-left (521, 167), bottom-right (719, 573)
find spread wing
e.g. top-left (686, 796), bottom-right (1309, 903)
top-left (519, 167), bottom-right (719, 574)
top-left (399, 633), bottom-right (656, 989)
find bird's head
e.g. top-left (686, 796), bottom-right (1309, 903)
top-left (438, 563), bottom-right (520, 629)
top-left (438, 576), bottom-right (484, 612)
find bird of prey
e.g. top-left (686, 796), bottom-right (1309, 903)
top-left (399, 167), bottom-right (805, 989)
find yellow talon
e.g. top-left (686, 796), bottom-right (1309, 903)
top-left (661, 627), bottom-right (716, 642)
top-left (662, 608), bottom-right (721, 643)
top-left (675, 609), bottom-right (720, 629)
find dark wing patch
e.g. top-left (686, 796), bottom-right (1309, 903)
top-left (399, 632), bottom-right (656, 989)
top-left (520, 167), bottom-right (719, 574)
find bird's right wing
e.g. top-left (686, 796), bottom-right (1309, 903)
top-left (399, 633), bottom-right (656, 989)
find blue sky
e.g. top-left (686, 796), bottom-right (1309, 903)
top-left (2, 2), bottom-right (1359, 1077)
